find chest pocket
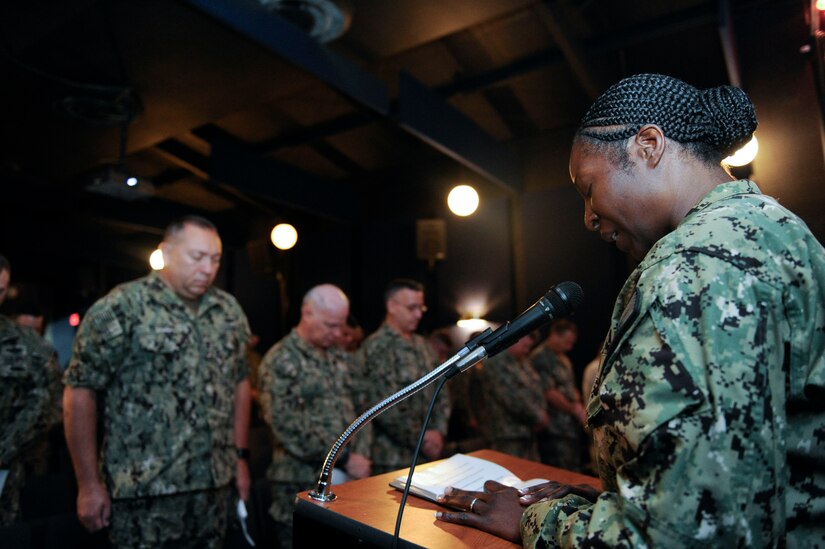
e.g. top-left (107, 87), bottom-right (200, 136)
top-left (135, 322), bottom-right (191, 355)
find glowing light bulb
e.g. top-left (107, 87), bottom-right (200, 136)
top-left (723, 135), bottom-right (758, 167)
top-left (149, 249), bottom-right (165, 270)
top-left (271, 223), bottom-right (298, 250)
top-left (447, 185), bottom-right (479, 216)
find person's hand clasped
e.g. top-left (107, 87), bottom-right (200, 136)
top-left (344, 452), bottom-right (371, 479)
top-left (517, 480), bottom-right (601, 505)
top-left (434, 480), bottom-right (524, 543)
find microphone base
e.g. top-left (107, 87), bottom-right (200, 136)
top-left (309, 489), bottom-right (338, 502)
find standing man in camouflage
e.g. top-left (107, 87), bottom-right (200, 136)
top-left (477, 333), bottom-right (548, 461)
top-left (0, 255), bottom-right (62, 526)
top-left (63, 216), bottom-right (252, 548)
top-left (436, 74), bottom-right (825, 546)
top-left (360, 279), bottom-right (450, 474)
top-left (258, 284), bottom-right (371, 548)
top-left (530, 319), bottom-right (586, 471)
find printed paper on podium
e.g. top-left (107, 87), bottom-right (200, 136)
top-left (389, 453), bottom-right (547, 504)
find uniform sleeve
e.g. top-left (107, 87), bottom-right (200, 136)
top-left (0, 334), bottom-right (62, 464)
top-left (258, 349), bottom-right (343, 464)
top-left (64, 297), bottom-right (128, 390)
top-left (521, 252), bottom-right (791, 547)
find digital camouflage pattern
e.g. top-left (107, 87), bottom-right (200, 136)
top-left (530, 342), bottom-right (579, 436)
top-left (522, 180), bottom-right (825, 547)
top-left (258, 329), bottom-right (369, 546)
top-left (359, 323), bottom-right (450, 473)
top-left (530, 343), bottom-right (584, 470)
top-left (477, 351), bottom-right (545, 460)
top-left (64, 272), bottom-right (250, 499)
top-left (110, 485), bottom-right (230, 549)
top-left (0, 315), bottom-right (61, 525)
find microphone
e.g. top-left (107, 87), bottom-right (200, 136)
top-left (454, 282), bottom-right (583, 372)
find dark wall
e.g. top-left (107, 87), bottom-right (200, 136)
top-left (437, 194), bottom-right (514, 326)
top-left (352, 174), bottom-right (516, 336)
top-left (521, 186), bottom-right (630, 375)
top-left (739, 1), bottom-right (825, 242)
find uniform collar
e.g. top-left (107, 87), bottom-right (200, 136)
top-left (639, 179), bottom-right (762, 268)
top-left (146, 271), bottom-right (219, 317)
top-left (681, 179), bottom-right (761, 224)
top-left (286, 328), bottom-right (340, 361)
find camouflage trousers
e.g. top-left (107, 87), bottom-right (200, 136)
top-left (0, 460), bottom-right (24, 526)
top-left (110, 486), bottom-right (230, 549)
top-left (269, 481), bottom-right (306, 549)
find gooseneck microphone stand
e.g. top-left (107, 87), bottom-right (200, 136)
top-left (308, 329), bottom-right (493, 502)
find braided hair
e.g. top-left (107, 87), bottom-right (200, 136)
top-left (576, 74), bottom-right (757, 164)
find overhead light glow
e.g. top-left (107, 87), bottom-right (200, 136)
top-left (149, 248), bottom-right (165, 270)
top-left (456, 318), bottom-right (489, 331)
top-left (723, 135), bottom-right (758, 167)
top-left (271, 223), bottom-right (298, 250)
top-left (817, 0), bottom-right (825, 11)
top-left (126, 176), bottom-right (138, 187)
top-left (448, 185), bottom-right (479, 217)
top-left (69, 313), bottom-right (81, 327)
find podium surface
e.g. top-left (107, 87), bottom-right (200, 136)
top-left (295, 449), bottom-right (601, 548)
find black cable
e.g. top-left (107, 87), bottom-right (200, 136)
top-left (391, 374), bottom-right (450, 549)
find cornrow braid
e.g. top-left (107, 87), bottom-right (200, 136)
top-left (577, 74), bottom-right (757, 162)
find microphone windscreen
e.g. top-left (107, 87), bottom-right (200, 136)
top-left (547, 281), bottom-right (584, 316)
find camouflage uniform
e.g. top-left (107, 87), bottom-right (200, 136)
top-left (359, 323), bottom-right (450, 474)
top-left (64, 272), bottom-right (250, 548)
top-left (0, 315), bottom-right (61, 525)
top-left (476, 351), bottom-right (545, 460)
top-left (530, 343), bottom-right (583, 470)
top-left (522, 180), bottom-right (825, 547)
top-left (258, 329), bottom-right (369, 547)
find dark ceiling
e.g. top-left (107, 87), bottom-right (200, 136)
top-left (0, 0), bottom-right (821, 293)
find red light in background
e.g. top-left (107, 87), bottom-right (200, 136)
top-left (69, 313), bottom-right (81, 327)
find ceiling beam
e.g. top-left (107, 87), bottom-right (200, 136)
top-left (718, 0), bottom-right (742, 87)
top-left (536, 1), bottom-right (600, 101)
top-left (239, 2), bottom-right (719, 157)
top-left (398, 71), bottom-right (522, 193)
top-left (154, 139), bottom-right (210, 179)
top-left (185, 0), bottom-right (523, 193)
top-left (204, 127), bottom-right (358, 222)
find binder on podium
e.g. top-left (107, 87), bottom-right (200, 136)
top-left (294, 449), bottom-right (601, 549)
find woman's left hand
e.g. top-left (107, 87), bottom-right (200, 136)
top-left (435, 480), bottom-right (525, 543)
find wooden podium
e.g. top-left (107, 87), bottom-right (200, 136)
top-left (294, 449), bottom-right (601, 548)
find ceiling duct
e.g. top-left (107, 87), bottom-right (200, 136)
top-left (53, 89), bottom-right (143, 126)
top-left (85, 166), bottom-right (155, 201)
top-left (258, 0), bottom-right (351, 42)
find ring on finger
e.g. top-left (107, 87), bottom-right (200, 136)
top-left (469, 497), bottom-right (479, 513)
